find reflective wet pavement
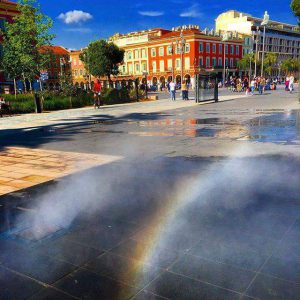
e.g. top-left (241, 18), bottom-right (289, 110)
top-left (0, 89), bottom-right (299, 299)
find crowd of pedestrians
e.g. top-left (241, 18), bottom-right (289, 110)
top-left (223, 74), bottom-right (295, 96)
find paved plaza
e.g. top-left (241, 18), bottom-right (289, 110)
top-left (0, 87), bottom-right (300, 299)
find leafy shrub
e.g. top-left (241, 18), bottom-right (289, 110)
top-left (0, 84), bottom-right (144, 114)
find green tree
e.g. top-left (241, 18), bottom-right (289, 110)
top-left (264, 53), bottom-right (278, 75)
top-left (237, 53), bottom-right (255, 73)
top-left (291, 0), bottom-right (300, 25)
top-left (1, 0), bottom-right (54, 95)
top-left (80, 40), bottom-right (124, 81)
top-left (281, 58), bottom-right (300, 74)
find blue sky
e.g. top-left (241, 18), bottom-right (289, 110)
top-left (34, 0), bottom-right (297, 50)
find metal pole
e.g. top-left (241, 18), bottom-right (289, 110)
top-left (261, 26), bottom-right (266, 77)
top-left (181, 44), bottom-right (183, 85)
top-left (223, 42), bottom-right (226, 85)
top-left (249, 55), bottom-right (252, 77)
top-left (172, 42), bottom-right (174, 81)
top-left (254, 28), bottom-right (259, 77)
top-left (145, 76), bottom-right (147, 98)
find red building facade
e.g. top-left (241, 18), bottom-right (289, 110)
top-left (112, 26), bottom-right (243, 88)
top-left (41, 45), bottom-right (70, 89)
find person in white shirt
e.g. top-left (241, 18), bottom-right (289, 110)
top-left (250, 78), bottom-right (256, 95)
top-left (289, 74), bottom-right (295, 93)
top-left (169, 80), bottom-right (176, 101)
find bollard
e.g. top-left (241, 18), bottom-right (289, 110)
top-left (34, 93), bottom-right (42, 113)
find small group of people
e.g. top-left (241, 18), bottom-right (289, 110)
top-left (285, 74), bottom-right (295, 93)
top-left (169, 80), bottom-right (190, 101)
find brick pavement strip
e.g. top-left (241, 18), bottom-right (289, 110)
top-left (0, 147), bottom-right (122, 196)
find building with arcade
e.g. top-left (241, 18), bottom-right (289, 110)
top-left (110, 25), bottom-right (243, 88)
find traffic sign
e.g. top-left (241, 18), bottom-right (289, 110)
top-left (40, 72), bottom-right (49, 81)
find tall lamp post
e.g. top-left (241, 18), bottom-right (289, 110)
top-left (222, 33), bottom-right (229, 85)
top-left (249, 50), bottom-right (253, 78)
top-left (261, 11), bottom-right (270, 77)
top-left (177, 30), bottom-right (186, 85)
top-left (169, 41), bottom-right (175, 81)
top-left (254, 27), bottom-right (260, 77)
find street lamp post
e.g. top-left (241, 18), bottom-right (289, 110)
top-left (170, 42), bottom-right (175, 81)
top-left (222, 33), bottom-right (229, 86)
top-left (249, 51), bottom-right (252, 78)
top-left (254, 27), bottom-right (260, 77)
top-left (261, 11), bottom-right (270, 77)
top-left (177, 30), bottom-right (186, 85)
top-left (59, 57), bottom-right (66, 90)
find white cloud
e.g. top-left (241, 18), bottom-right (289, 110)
top-left (58, 10), bottom-right (93, 24)
top-left (180, 4), bottom-right (202, 18)
top-left (138, 11), bottom-right (164, 17)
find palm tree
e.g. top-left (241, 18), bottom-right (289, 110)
top-left (264, 53), bottom-right (278, 75)
top-left (237, 53), bottom-right (255, 74)
top-left (281, 58), bottom-right (300, 75)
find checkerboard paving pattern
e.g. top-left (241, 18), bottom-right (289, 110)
top-left (0, 147), bottom-right (122, 196)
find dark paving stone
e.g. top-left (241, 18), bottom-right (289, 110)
top-left (85, 252), bottom-right (162, 289)
top-left (35, 236), bottom-right (104, 266)
top-left (146, 271), bottom-right (241, 300)
top-left (55, 268), bottom-right (135, 300)
top-left (272, 233), bottom-right (300, 262)
top-left (133, 290), bottom-right (168, 299)
top-left (189, 237), bottom-right (268, 271)
top-left (132, 228), bottom-right (199, 252)
top-left (246, 213), bottom-right (294, 241)
top-left (261, 256), bottom-right (300, 283)
top-left (111, 238), bottom-right (180, 269)
top-left (1, 247), bottom-right (77, 284)
top-left (0, 238), bottom-right (29, 263)
top-left (246, 273), bottom-right (300, 300)
top-left (0, 265), bottom-right (43, 300)
top-left (170, 254), bottom-right (255, 293)
top-left (79, 215), bottom-right (139, 235)
top-left (63, 226), bottom-right (129, 250)
top-left (28, 287), bottom-right (77, 300)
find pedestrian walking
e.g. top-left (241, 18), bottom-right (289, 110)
top-left (250, 78), bottom-right (255, 95)
top-left (167, 81), bottom-right (170, 93)
top-left (285, 76), bottom-right (290, 91)
top-left (257, 77), bottom-right (263, 95)
top-left (289, 74), bottom-right (295, 93)
top-left (169, 80), bottom-right (176, 101)
top-left (244, 77), bottom-right (249, 95)
top-left (181, 80), bottom-right (188, 100)
top-left (93, 79), bottom-right (102, 109)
